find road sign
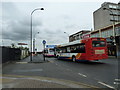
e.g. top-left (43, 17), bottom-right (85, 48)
top-left (42, 40), bottom-right (46, 44)
top-left (46, 45), bottom-right (57, 48)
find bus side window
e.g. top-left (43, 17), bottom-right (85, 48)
top-left (70, 47), bottom-right (75, 53)
top-left (62, 48), bottom-right (67, 53)
top-left (67, 47), bottom-right (70, 53)
top-left (78, 44), bottom-right (86, 53)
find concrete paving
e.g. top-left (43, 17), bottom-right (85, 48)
top-left (20, 54), bottom-right (49, 63)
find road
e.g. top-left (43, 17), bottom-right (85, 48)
top-left (2, 54), bottom-right (119, 89)
top-left (48, 56), bottom-right (119, 88)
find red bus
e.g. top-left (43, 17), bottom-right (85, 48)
top-left (55, 37), bottom-right (108, 61)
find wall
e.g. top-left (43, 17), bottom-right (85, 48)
top-left (1, 46), bottom-right (29, 63)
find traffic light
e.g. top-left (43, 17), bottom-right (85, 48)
top-left (110, 36), bottom-right (114, 40)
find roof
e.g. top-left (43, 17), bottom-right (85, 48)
top-left (69, 30), bottom-right (90, 37)
top-left (60, 40), bottom-right (81, 47)
top-left (58, 37), bottom-right (106, 47)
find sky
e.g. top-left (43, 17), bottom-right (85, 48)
top-left (1, 0), bottom-right (119, 51)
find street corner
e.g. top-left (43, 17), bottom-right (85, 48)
top-left (1, 74), bottom-right (97, 88)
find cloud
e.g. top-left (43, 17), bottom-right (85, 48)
top-left (2, 18), bottom-right (43, 41)
top-left (1, 1), bottom-right (106, 51)
top-left (2, 2), bottom-right (43, 42)
top-left (36, 28), bottom-right (68, 44)
top-left (2, 2), bottom-right (21, 20)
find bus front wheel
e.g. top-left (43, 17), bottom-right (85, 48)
top-left (72, 56), bottom-right (76, 62)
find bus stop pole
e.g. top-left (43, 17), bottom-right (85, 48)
top-left (43, 44), bottom-right (45, 61)
top-left (42, 40), bottom-right (46, 61)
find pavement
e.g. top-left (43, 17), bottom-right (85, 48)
top-left (20, 54), bottom-right (49, 63)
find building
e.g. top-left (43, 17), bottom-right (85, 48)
top-left (69, 30), bottom-right (90, 42)
top-left (69, 23), bottom-right (120, 57)
top-left (68, 2), bottom-right (120, 58)
top-left (93, 2), bottom-right (120, 57)
top-left (90, 23), bottom-right (120, 57)
top-left (91, 23), bottom-right (120, 39)
top-left (93, 2), bottom-right (120, 30)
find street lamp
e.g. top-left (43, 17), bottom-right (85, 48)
top-left (64, 32), bottom-right (69, 42)
top-left (64, 32), bottom-right (69, 36)
top-left (30, 8), bottom-right (44, 62)
top-left (33, 32), bottom-right (39, 54)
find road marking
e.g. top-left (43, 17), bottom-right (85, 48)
top-left (16, 62), bottom-right (28, 64)
top-left (98, 81), bottom-right (115, 89)
top-left (78, 73), bottom-right (87, 78)
top-left (55, 63), bottom-right (58, 65)
top-left (13, 69), bottom-right (43, 72)
top-left (115, 79), bottom-right (120, 81)
top-left (2, 77), bottom-right (18, 79)
top-left (66, 69), bottom-right (70, 71)
top-left (114, 82), bottom-right (120, 85)
top-left (114, 79), bottom-right (120, 85)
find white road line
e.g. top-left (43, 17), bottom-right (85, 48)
top-left (114, 79), bottom-right (120, 85)
top-left (115, 79), bottom-right (120, 81)
top-left (78, 73), bottom-right (87, 78)
top-left (55, 63), bottom-right (58, 65)
top-left (98, 81), bottom-right (115, 89)
top-left (66, 69), bottom-right (70, 71)
top-left (113, 82), bottom-right (120, 85)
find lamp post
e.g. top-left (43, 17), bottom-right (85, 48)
top-left (64, 32), bottom-right (69, 42)
top-left (30, 8), bottom-right (44, 62)
top-left (33, 32), bottom-right (39, 54)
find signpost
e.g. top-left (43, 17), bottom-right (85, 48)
top-left (42, 40), bottom-right (46, 61)
top-left (46, 45), bottom-right (57, 48)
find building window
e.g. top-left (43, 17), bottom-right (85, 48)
top-left (115, 27), bottom-right (120, 36)
top-left (91, 33), bottom-right (100, 37)
top-left (101, 31), bottom-right (106, 38)
top-left (76, 35), bottom-right (79, 40)
top-left (109, 4), bottom-right (118, 9)
top-left (110, 15), bottom-right (119, 21)
top-left (109, 29), bottom-right (113, 36)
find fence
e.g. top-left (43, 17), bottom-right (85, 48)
top-left (1, 46), bottom-right (29, 63)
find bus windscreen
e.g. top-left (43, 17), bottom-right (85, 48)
top-left (92, 41), bottom-right (106, 47)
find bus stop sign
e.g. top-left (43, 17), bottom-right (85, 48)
top-left (42, 40), bottom-right (46, 44)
